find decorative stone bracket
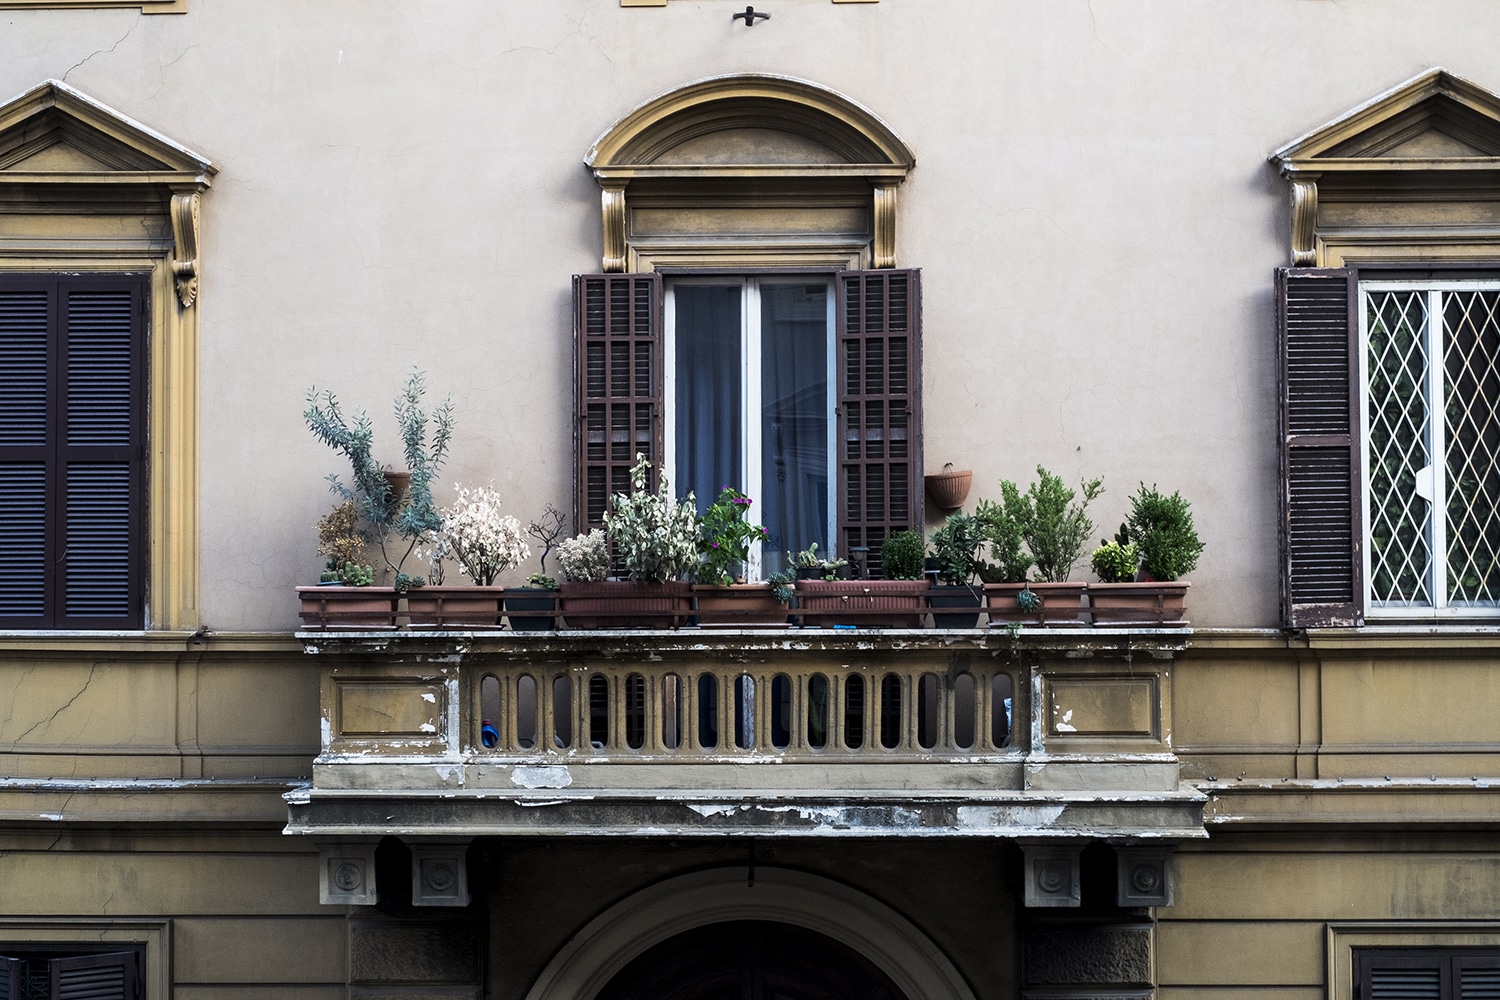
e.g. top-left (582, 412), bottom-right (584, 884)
top-left (170, 191), bottom-right (202, 308)
top-left (1287, 175), bottom-right (1318, 267)
top-left (319, 840), bottom-right (379, 906)
top-left (1021, 842), bottom-right (1176, 909)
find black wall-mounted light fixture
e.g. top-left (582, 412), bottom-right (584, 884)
top-left (732, 6), bottom-right (770, 27)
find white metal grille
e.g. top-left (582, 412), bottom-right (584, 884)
top-left (1362, 282), bottom-right (1500, 615)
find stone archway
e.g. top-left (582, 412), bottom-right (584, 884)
top-left (524, 868), bottom-right (976, 1000)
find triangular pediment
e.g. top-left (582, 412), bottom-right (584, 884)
top-left (0, 79), bottom-right (215, 180)
top-left (1272, 68), bottom-right (1500, 173)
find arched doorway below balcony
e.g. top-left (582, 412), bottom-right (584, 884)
top-left (596, 919), bottom-right (906, 1000)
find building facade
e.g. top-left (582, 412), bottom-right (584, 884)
top-left (2, 3), bottom-right (1499, 999)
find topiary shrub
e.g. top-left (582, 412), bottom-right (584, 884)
top-left (880, 529), bottom-right (926, 580)
top-left (1126, 485), bottom-right (1204, 582)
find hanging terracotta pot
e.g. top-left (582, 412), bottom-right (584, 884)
top-left (925, 464), bottom-right (972, 512)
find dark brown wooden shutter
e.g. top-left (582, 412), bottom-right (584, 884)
top-left (50, 951), bottom-right (139, 1000)
top-left (573, 273), bottom-right (664, 536)
top-left (0, 274), bottom-right (145, 629)
top-left (837, 269), bottom-right (923, 577)
top-left (1277, 267), bottom-right (1362, 627)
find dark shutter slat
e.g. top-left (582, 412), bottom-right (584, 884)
top-left (65, 290), bottom-right (136, 447)
top-left (837, 270), bottom-right (923, 577)
top-left (1369, 969), bottom-right (1443, 1000)
top-left (64, 463), bottom-right (134, 620)
top-left (0, 463), bottom-right (48, 618)
top-left (51, 951), bottom-right (137, 1000)
top-left (1459, 957), bottom-right (1500, 1000)
top-left (574, 273), bottom-right (663, 535)
top-left (0, 290), bottom-right (50, 446)
top-left (1278, 267), bottom-right (1362, 626)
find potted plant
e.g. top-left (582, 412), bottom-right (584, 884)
top-left (788, 543), bottom-right (848, 581)
top-left (298, 499), bottom-right (397, 628)
top-left (928, 512), bottom-right (986, 628)
top-left (560, 455), bottom-right (697, 628)
top-left (975, 466), bottom-right (1098, 626)
top-left (692, 487), bottom-right (787, 627)
top-left (503, 503), bottom-right (566, 631)
top-left (406, 484), bottom-right (527, 628)
top-left (796, 530), bottom-right (930, 628)
top-left (1089, 486), bottom-right (1201, 627)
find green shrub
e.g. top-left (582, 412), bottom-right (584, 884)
top-left (929, 512), bottom-right (986, 585)
top-left (980, 466), bottom-right (1103, 583)
top-left (880, 529), bottom-right (926, 580)
top-left (1126, 485), bottom-right (1204, 581)
top-left (1090, 539), bottom-right (1139, 583)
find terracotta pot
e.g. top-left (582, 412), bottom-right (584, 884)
top-left (560, 581), bottom-right (693, 629)
top-left (924, 468), bottom-right (973, 511)
top-left (1087, 582), bottom-right (1190, 627)
top-left (405, 586), bottom-right (506, 629)
top-left (502, 588), bottom-right (560, 631)
top-left (296, 585), bottom-right (399, 629)
top-left (929, 583), bottom-right (985, 628)
top-left (382, 468), bottom-right (411, 504)
top-left (982, 582), bottom-right (1087, 627)
top-left (692, 584), bottom-right (791, 627)
top-left (795, 579), bottom-right (930, 628)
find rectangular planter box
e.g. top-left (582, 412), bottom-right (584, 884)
top-left (983, 582), bottom-right (1087, 627)
top-left (502, 588), bottom-right (560, 631)
top-left (1087, 582), bottom-right (1190, 627)
top-left (692, 584), bottom-right (791, 627)
top-left (795, 579), bottom-right (930, 628)
top-left (929, 584), bottom-right (985, 628)
top-left (296, 585), bottom-right (399, 629)
top-left (560, 581), bottom-right (693, 630)
top-left (405, 586), bottom-right (506, 629)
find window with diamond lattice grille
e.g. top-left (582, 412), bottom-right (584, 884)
top-left (1361, 282), bottom-right (1500, 616)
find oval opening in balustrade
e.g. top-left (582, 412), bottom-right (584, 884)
top-left (734, 674), bottom-right (755, 749)
top-left (480, 674), bottom-right (500, 750)
top-left (625, 673), bottom-right (646, 750)
top-left (771, 674), bottom-right (792, 749)
top-left (953, 672), bottom-right (976, 749)
top-left (516, 674), bottom-right (538, 750)
top-left (844, 675), bottom-right (865, 749)
top-left (807, 674), bottom-right (829, 749)
top-left (553, 675), bottom-right (573, 748)
top-left (992, 673), bottom-right (1013, 748)
top-left (698, 674), bottom-right (719, 749)
top-left (917, 673), bottom-right (938, 750)
top-left (662, 673), bottom-right (681, 750)
top-left (880, 674), bottom-right (902, 749)
top-left (588, 674), bottom-right (609, 750)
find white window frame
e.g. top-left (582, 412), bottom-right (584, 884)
top-left (1359, 279), bottom-right (1500, 619)
top-left (664, 275), bottom-right (838, 579)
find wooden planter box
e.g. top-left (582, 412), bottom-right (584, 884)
top-left (502, 588), bottom-right (560, 631)
top-left (560, 581), bottom-right (693, 629)
top-left (929, 584), bottom-right (985, 628)
top-left (692, 584), bottom-right (790, 627)
top-left (795, 579), bottom-right (930, 628)
top-left (405, 586), bottom-right (506, 629)
top-left (1087, 582), bottom-right (1190, 627)
top-left (983, 582), bottom-right (1087, 627)
top-left (296, 585), bottom-right (399, 629)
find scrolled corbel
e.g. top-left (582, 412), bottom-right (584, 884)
top-left (601, 184), bottom-right (628, 273)
top-left (170, 191), bottom-right (202, 308)
top-left (872, 185), bottom-right (898, 269)
top-left (1289, 178), bottom-right (1318, 267)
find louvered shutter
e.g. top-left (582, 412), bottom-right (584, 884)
top-left (50, 951), bottom-right (138, 1000)
top-left (837, 270), bottom-right (923, 577)
top-left (1359, 952), bottom-right (1446, 1000)
top-left (1458, 955), bottom-right (1500, 999)
top-left (0, 275), bottom-right (145, 629)
top-left (0, 956), bottom-right (21, 1000)
top-left (1277, 267), bottom-right (1362, 627)
top-left (573, 273), bottom-right (664, 537)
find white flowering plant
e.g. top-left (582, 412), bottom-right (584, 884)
top-left (605, 454), bottom-right (699, 583)
top-left (439, 484), bottom-right (530, 586)
top-left (558, 529), bottom-right (611, 583)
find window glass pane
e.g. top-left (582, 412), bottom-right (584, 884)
top-left (760, 283), bottom-right (829, 573)
top-left (674, 285), bottom-right (742, 511)
top-left (1441, 290), bottom-right (1500, 606)
top-left (1366, 289), bottom-right (1434, 607)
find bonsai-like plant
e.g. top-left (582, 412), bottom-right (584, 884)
top-left (316, 499), bottom-right (374, 585)
top-left (1125, 485), bottom-right (1204, 581)
top-left (304, 369), bottom-right (454, 590)
top-left (881, 529), bottom-right (926, 580)
top-left (440, 484), bottom-right (530, 586)
top-left (696, 486), bottom-right (770, 586)
top-left (526, 503), bottom-right (567, 589)
top-left (991, 466), bottom-right (1104, 583)
top-left (605, 454), bottom-right (700, 583)
top-left (974, 496), bottom-right (1034, 584)
top-left (558, 529), bottom-right (611, 583)
top-left (929, 512), bottom-right (986, 586)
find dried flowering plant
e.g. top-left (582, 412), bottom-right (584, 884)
top-left (696, 486), bottom-right (769, 586)
top-left (605, 454), bottom-right (699, 583)
top-left (558, 529), bottom-right (611, 583)
top-left (439, 484), bottom-right (530, 586)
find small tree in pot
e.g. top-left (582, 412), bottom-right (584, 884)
top-left (929, 512), bottom-right (987, 627)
